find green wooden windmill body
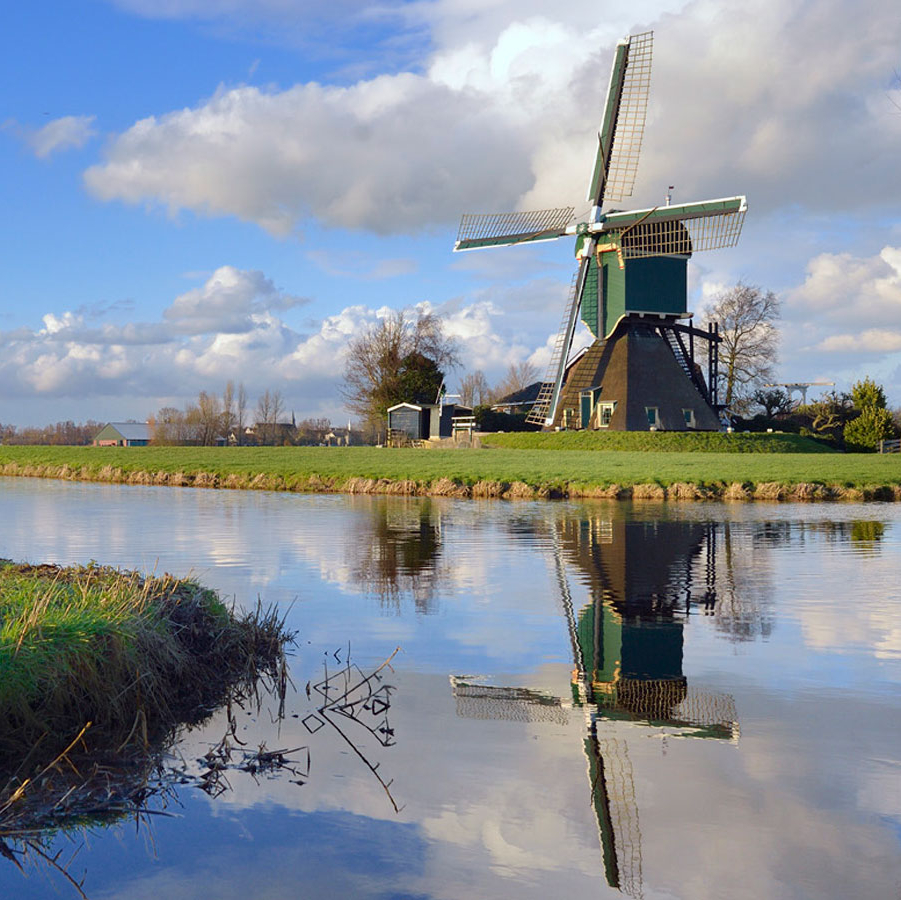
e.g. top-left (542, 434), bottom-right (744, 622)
top-left (578, 249), bottom-right (688, 340)
top-left (454, 31), bottom-right (748, 431)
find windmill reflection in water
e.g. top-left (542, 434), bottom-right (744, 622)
top-left (450, 517), bottom-right (739, 899)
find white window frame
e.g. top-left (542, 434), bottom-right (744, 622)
top-left (646, 406), bottom-right (659, 429)
top-left (597, 401), bottom-right (616, 428)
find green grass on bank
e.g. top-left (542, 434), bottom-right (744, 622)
top-left (480, 431), bottom-right (835, 453)
top-left (0, 560), bottom-right (289, 757)
top-left (0, 444), bottom-right (899, 493)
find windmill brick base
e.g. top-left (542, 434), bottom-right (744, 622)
top-left (550, 319), bottom-right (722, 431)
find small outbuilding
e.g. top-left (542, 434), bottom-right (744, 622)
top-left (387, 403), bottom-right (473, 442)
top-left (93, 422), bottom-right (151, 447)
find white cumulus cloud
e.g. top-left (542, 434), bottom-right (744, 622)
top-left (83, 0), bottom-right (901, 237)
top-left (164, 265), bottom-right (308, 334)
top-left (0, 266), bottom-right (545, 423)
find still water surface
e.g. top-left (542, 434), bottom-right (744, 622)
top-left (1, 477), bottom-right (900, 899)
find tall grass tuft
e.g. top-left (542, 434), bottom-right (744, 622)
top-left (0, 560), bottom-right (292, 761)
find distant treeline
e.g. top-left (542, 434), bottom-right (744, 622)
top-left (150, 384), bottom-right (350, 446)
top-left (0, 420), bottom-right (104, 446)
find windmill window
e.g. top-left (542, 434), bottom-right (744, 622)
top-left (683, 408), bottom-right (695, 428)
top-left (646, 407), bottom-right (659, 428)
top-left (598, 402), bottom-right (616, 428)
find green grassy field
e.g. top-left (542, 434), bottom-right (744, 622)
top-left (0, 443), bottom-right (899, 498)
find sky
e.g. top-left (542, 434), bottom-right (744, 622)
top-left (1, 0), bottom-right (900, 426)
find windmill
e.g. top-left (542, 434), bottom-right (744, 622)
top-left (454, 32), bottom-right (747, 430)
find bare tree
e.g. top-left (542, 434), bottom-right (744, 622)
top-left (221, 381), bottom-right (237, 441)
top-left (342, 310), bottom-right (458, 427)
top-left (494, 361), bottom-right (539, 400)
top-left (236, 383), bottom-right (248, 444)
top-left (151, 407), bottom-right (186, 444)
top-left (459, 370), bottom-right (493, 407)
top-left (255, 389), bottom-right (286, 444)
top-left (702, 282), bottom-right (780, 414)
top-left (270, 390), bottom-right (285, 437)
top-left (196, 391), bottom-right (221, 445)
top-left (183, 401), bottom-right (203, 441)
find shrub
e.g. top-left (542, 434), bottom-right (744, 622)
top-left (851, 377), bottom-right (887, 411)
top-left (843, 407), bottom-right (896, 452)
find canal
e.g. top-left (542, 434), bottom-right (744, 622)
top-left (0, 477), bottom-right (899, 899)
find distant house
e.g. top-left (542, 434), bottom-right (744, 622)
top-left (490, 383), bottom-right (543, 415)
top-left (93, 422), bottom-right (151, 447)
top-left (241, 422), bottom-right (296, 445)
top-left (491, 348), bottom-right (591, 415)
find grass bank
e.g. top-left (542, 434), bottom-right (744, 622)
top-left (0, 560), bottom-right (290, 759)
top-left (0, 444), bottom-right (899, 501)
top-left (479, 431), bottom-right (835, 452)
top-left (0, 561), bottom-right (293, 892)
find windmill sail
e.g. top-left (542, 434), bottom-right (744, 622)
top-left (588, 31), bottom-right (654, 208)
top-left (603, 196), bottom-right (747, 257)
top-left (454, 207), bottom-right (575, 251)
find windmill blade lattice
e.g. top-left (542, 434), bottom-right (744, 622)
top-left (604, 197), bottom-right (747, 259)
top-left (455, 207), bottom-right (575, 251)
top-left (602, 31), bottom-right (653, 204)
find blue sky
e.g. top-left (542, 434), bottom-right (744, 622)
top-left (1, 0), bottom-right (900, 425)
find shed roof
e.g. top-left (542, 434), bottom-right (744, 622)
top-left (387, 402), bottom-right (440, 413)
top-left (493, 347), bottom-right (590, 407)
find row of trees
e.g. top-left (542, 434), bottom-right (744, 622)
top-left (150, 383), bottom-right (335, 445)
top-left (0, 420), bottom-right (104, 446)
top-left (151, 382), bottom-right (253, 445)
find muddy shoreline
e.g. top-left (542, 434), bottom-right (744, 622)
top-left (2, 460), bottom-right (899, 501)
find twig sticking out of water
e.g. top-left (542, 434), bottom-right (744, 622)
top-left (312, 647), bottom-right (403, 812)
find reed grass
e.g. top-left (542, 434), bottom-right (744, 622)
top-left (0, 562), bottom-right (293, 895)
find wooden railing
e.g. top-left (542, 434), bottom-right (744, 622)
top-left (879, 438), bottom-right (901, 453)
top-left (451, 416), bottom-right (477, 437)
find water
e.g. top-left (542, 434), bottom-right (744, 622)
top-left (0, 477), bottom-right (899, 899)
